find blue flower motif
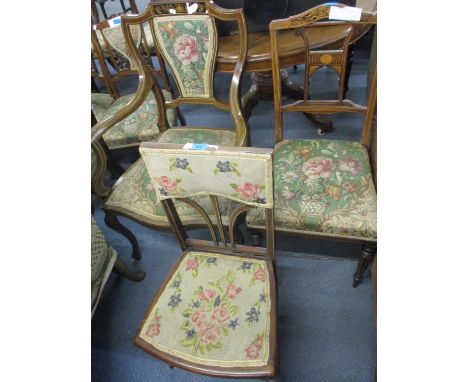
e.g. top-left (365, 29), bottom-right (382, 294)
top-left (246, 307), bottom-right (260, 323)
top-left (176, 158), bottom-right (189, 170)
top-left (171, 280), bottom-right (181, 288)
top-left (159, 188), bottom-right (168, 196)
top-left (228, 318), bottom-right (239, 330)
top-left (216, 161), bottom-right (232, 172)
top-left (207, 257), bottom-right (217, 264)
top-left (259, 294), bottom-right (266, 303)
top-left (186, 328), bottom-right (196, 338)
top-left (254, 197), bottom-right (266, 204)
top-left (240, 262), bottom-right (253, 270)
top-left (168, 293), bottom-right (182, 308)
top-left (192, 300), bottom-right (201, 308)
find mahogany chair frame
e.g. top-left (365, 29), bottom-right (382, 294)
top-left (134, 143), bottom-right (278, 379)
top-left (254, 4), bottom-right (377, 287)
top-left (91, 1), bottom-right (250, 260)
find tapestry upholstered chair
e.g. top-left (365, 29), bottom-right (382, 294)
top-left (91, 215), bottom-right (145, 318)
top-left (91, 1), bottom-right (250, 260)
top-left (91, 19), bottom-right (179, 151)
top-left (247, 5), bottom-right (377, 287)
top-left (135, 143), bottom-right (278, 379)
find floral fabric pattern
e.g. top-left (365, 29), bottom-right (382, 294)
top-left (157, 127), bottom-right (237, 146)
top-left (153, 15), bottom-right (217, 97)
top-left (105, 159), bottom-right (237, 226)
top-left (139, 148), bottom-right (274, 208)
top-left (91, 91), bottom-right (176, 149)
top-left (247, 140), bottom-right (377, 240)
top-left (138, 251), bottom-right (272, 367)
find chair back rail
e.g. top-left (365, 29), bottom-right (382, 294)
top-left (140, 143), bottom-right (275, 262)
top-left (120, 0), bottom-right (249, 146)
top-left (269, 3), bottom-right (376, 143)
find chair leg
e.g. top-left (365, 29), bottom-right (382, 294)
top-left (176, 107), bottom-right (186, 126)
top-left (113, 256), bottom-right (145, 282)
top-left (353, 244), bottom-right (376, 288)
top-left (104, 212), bottom-right (141, 260)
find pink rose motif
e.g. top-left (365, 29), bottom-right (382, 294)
top-left (254, 267), bottom-right (265, 282)
top-left (186, 258), bottom-right (199, 271)
top-left (212, 306), bottom-right (230, 323)
top-left (173, 34), bottom-right (199, 65)
top-left (245, 343), bottom-right (261, 359)
top-left (199, 289), bottom-right (216, 301)
top-left (338, 157), bottom-right (362, 175)
top-left (157, 176), bottom-right (177, 192)
top-left (198, 323), bottom-right (220, 345)
top-left (146, 324), bottom-right (160, 337)
top-left (190, 309), bottom-right (207, 327)
top-left (343, 182), bottom-right (357, 192)
top-left (236, 183), bottom-right (261, 201)
top-left (226, 284), bottom-right (242, 299)
top-left (302, 157), bottom-right (332, 179)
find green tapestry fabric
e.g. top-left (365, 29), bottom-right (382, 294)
top-left (91, 91), bottom-right (176, 149)
top-left (153, 15), bottom-right (217, 98)
top-left (140, 146), bottom-right (273, 208)
top-left (91, 216), bottom-right (117, 315)
top-left (137, 251), bottom-right (273, 367)
top-left (105, 159), bottom-right (237, 226)
top-left (156, 127), bottom-right (236, 146)
top-left (247, 140), bottom-right (377, 241)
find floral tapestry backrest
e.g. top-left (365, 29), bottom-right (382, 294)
top-left (100, 23), bottom-right (142, 70)
top-left (152, 15), bottom-right (217, 98)
top-left (140, 145), bottom-right (273, 208)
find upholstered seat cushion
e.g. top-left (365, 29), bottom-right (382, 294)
top-left (156, 127), bottom-right (237, 146)
top-left (92, 216), bottom-right (117, 315)
top-left (104, 159), bottom-right (237, 227)
top-left (135, 250), bottom-right (276, 374)
top-left (91, 91), bottom-right (177, 149)
top-left (247, 140), bottom-right (377, 241)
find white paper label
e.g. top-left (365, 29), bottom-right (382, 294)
top-left (186, 2), bottom-right (198, 14)
top-left (108, 16), bottom-right (122, 28)
top-left (329, 6), bottom-right (362, 21)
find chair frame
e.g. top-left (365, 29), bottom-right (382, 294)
top-left (134, 143), bottom-right (278, 379)
top-left (91, 1), bottom-right (250, 260)
top-left (248, 4), bottom-right (377, 287)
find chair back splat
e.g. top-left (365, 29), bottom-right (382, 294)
top-left (140, 143), bottom-right (275, 262)
top-left (269, 3), bottom-right (377, 143)
top-left (120, 0), bottom-right (249, 146)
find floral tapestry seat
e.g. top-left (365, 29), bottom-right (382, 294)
top-left (134, 250), bottom-right (276, 375)
top-left (104, 159), bottom-right (237, 229)
top-left (247, 140), bottom-right (377, 241)
top-left (91, 91), bottom-right (177, 150)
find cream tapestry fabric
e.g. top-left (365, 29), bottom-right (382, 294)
top-left (152, 15), bottom-right (217, 98)
top-left (139, 147), bottom-right (273, 208)
top-left (100, 23), bottom-right (142, 70)
top-left (138, 251), bottom-right (272, 367)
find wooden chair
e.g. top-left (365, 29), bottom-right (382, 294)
top-left (247, 4), bottom-right (377, 287)
top-left (135, 143), bottom-right (278, 379)
top-left (117, 0), bottom-right (250, 147)
top-left (91, 20), bottom-right (180, 151)
top-left (91, 1), bottom-right (250, 260)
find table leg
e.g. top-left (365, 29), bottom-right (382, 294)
top-left (241, 70), bottom-right (332, 134)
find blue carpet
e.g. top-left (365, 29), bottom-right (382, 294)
top-left (92, 48), bottom-right (376, 381)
